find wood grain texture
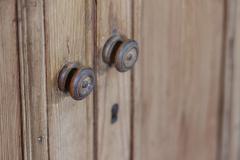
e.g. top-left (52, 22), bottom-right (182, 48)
top-left (44, 0), bottom-right (94, 159)
top-left (132, 0), bottom-right (142, 160)
top-left (96, 0), bottom-right (132, 160)
top-left (17, 0), bottom-right (49, 159)
top-left (221, 0), bottom-right (240, 159)
top-left (137, 0), bottom-right (224, 160)
top-left (0, 0), bottom-right (22, 159)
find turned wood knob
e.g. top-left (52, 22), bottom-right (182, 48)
top-left (102, 34), bottom-right (139, 72)
top-left (58, 62), bottom-right (96, 100)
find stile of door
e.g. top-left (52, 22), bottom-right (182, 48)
top-left (0, 0), bottom-right (22, 159)
top-left (44, 0), bottom-right (94, 160)
top-left (17, 0), bottom-right (49, 159)
top-left (221, 0), bottom-right (240, 160)
top-left (96, 0), bottom-right (133, 160)
top-left (132, 0), bottom-right (142, 160)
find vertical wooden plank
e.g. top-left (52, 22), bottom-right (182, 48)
top-left (221, 0), bottom-right (240, 159)
top-left (0, 0), bottom-right (22, 159)
top-left (17, 0), bottom-right (48, 159)
top-left (44, 0), bottom-right (94, 160)
top-left (132, 0), bottom-right (142, 160)
top-left (229, 2), bottom-right (240, 157)
top-left (96, 0), bottom-right (132, 160)
top-left (135, 0), bottom-right (224, 160)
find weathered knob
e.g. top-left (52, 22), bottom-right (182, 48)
top-left (102, 34), bottom-right (139, 72)
top-left (58, 62), bottom-right (96, 100)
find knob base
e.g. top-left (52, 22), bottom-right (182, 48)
top-left (58, 62), bottom-right (80, 92)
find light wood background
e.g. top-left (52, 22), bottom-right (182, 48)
top-left (0, 0), bottom-right (239, 160)
top-left (138, 0), bottom-right (224, 160)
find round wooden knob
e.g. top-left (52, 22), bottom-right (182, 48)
top-left (102, 34), bottom-right (139, 72)
top-left (58, 63), bottom-right (96, 100)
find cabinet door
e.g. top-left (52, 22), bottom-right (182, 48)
top-left (15, 0), bottom-right (240, 160)
top-left (18, 0), bottom-right (94, 160)
top-left (134, 0), bottom-right (239, 160)
top-left (19, 0), bottom-right (136, 160)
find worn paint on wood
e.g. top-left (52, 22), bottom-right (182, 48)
top-left (0, 0), bottom-right (22, 159)
top-left (136, 0), bottom-right (224, 160)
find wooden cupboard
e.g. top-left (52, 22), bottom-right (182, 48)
top-left (0, 0), bottom-right (240, 160)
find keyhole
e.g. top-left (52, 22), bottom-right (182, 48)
top-left (111, 104), bottom-right (119, 124)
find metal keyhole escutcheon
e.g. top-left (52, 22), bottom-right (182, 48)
top-left (58, 62), bottom-right (96, 100)
top-left (102, 34), bottom-right (139, 72)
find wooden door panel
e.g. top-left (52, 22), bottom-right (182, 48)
top-left (96, 0), bottom-right (133, 160)
top-left (0, 0), bottom-right (22, 159)
top-left (18, 0), bottom-right (95, 160)
top-left (44, 0), bottom-right (94, 160)
top-left (135, 0), bottom-right (224, 160)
